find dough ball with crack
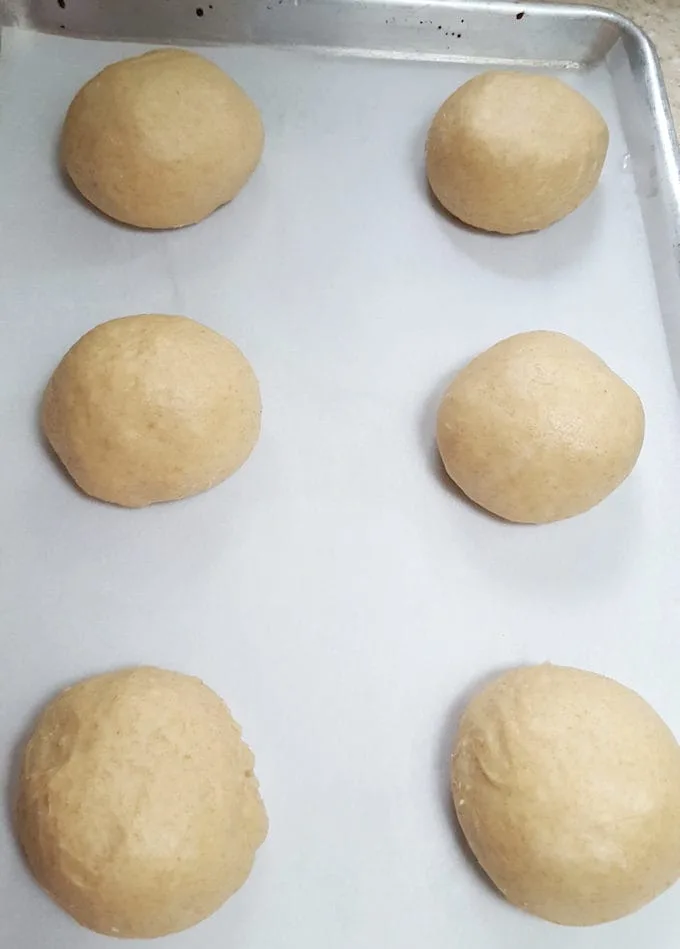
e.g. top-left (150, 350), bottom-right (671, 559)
top-left (15, 666), bottom-right (268, 938)
top-left (452, 664), bottom-right (680, 925)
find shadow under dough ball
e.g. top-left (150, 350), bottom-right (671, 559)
top-left (14, 666), bottom-right (268, 939)
top-left (436, 331), bottom-right (644, 524)
top-left (426, 71), bottom-right (609, 234)
top-left (61, 48), bottom-right (264, 228)
top-left (452, 664), bottom-right (680, 925)
top-left (42, 314), bottom-right (261, 507)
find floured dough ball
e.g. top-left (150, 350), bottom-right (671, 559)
top-left (15, 667), bottom-right (268, 938)
top-left (61, 48), bottom-right (264, 228)
top-left (426, 71), bottom-right (609, 234)
top-left (452, 665), bottom-right (680, 925)
top-left (436, 331), bottom-right (644, 523)
top-left (42, 314), bottom-right (261, 507)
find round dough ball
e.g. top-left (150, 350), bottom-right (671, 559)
top-left (436, 331), bottom-right (644, 523)
top-left (452, 665), bottom-right (680, 925)
top-left (61, 48), bottom-right (264, 228)
top-left (15, 667), bottom-right (268, 938)
top-left (42, 314), bottom-right (261, 507)
top-left (426, 71), bottom-right (609, 234)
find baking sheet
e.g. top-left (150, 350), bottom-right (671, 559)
top-left (2, 7), bottom-right (680, 947)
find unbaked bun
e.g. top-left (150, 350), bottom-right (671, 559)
top-left (61, 48), bottom-right (264, 228)
top-left (452, 664), bottom-right (680, 925)
top-left (436, 331), bottom-right (644, 523)
top-left (15, 667), bottom-right (268, 938)
top-left (426, 71), bottom-right (608, 234)
top-left (42, 314), bottom-right (261, 507)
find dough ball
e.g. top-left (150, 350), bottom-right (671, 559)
top-left (436, 331), bottom-right (644, 523)
top-left (15, 667), bottom-right (268, 938)
top-left (426, 71), bottom-right (609, 234)
top-left (42, 314), bottom-right (261, 507)
top-left (452, 665), bottom-right (680, 925)
top-left (61, 48), bottom-right (264, 228)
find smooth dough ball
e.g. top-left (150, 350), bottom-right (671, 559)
top-left (15, 667), bottom-right (268, 938)
top-left (61, 48), bottom-right (264, 228)
top-left (436, 331), bottom-right (644, 523)
top-left (452, 665), bottom-right (680, 925)
top-left (42, 314), bottom-right (261, 507)
top-left (426, 71), bottom-right (609, 234)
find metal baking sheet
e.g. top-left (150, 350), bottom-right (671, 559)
top-left (2, 2), bottom-right (680, 947)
